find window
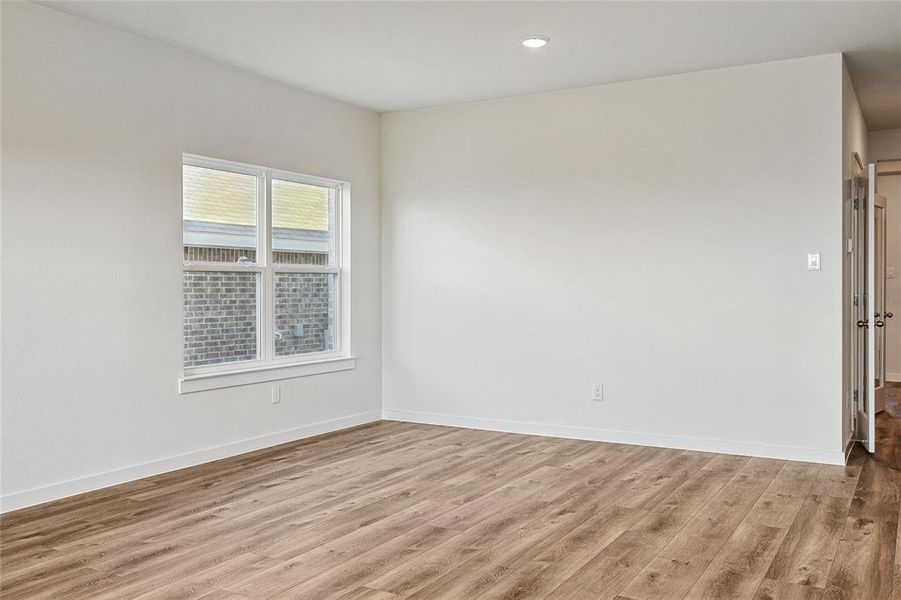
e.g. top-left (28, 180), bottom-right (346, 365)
top-left (181, 155), bottom-right (352, 390)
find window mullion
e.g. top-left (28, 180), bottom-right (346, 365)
top-left (330, 186), bottom-right (339, 270)
top-left (260, 172), bottom-right (274, 363)
top-left (334, 184), bottom-right (343, 354)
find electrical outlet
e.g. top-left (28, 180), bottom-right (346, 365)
top-left (591, 383), bottom-right (604, 401)
top-left (271, 384), bottom-right (281, 405)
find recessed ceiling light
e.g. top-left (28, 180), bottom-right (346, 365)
top-left (521, 35), bottom-right (549, 49)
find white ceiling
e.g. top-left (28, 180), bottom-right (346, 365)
top-left (41, 1), bottom-right (901, 129)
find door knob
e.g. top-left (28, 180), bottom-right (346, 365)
top-left (876, 320), bottom-right (886, 328)
top-left (857, 320), bottom-right (869, 328)
top-left (886, 312), bottom-right (894, 319)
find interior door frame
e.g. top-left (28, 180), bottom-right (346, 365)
top-left (849, 175), bottom-right (859, 441)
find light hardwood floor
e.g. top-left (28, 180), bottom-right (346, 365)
top-left (2, 400), bottom-right (899, 600)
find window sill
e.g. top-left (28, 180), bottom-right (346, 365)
top-left (179, 356), bottom-right (357, 394)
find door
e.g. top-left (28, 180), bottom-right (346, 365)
top-left (851, 163), bottom-right (888, 452)
top-left (857, 163), bottom-right (887, 453)
top-left (853, 168), bottom-right (870, 450)
top-left (873, 178), bottom-right (887, 415)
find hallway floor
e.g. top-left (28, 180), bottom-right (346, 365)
top-left (877, 382), bottom-right (901, 472)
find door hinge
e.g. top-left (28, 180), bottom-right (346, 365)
top-left (853, 293), bottom-right (860, 306)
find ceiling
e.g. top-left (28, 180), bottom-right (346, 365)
top-left (41, 1), bottom-right (901, 129)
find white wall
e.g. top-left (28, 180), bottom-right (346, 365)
top-left (869, 129), bottom-right (901, 381)
top-left (842, 62), bottom-right (867, 451)
top-left (382, 55), bottom-right (846, 464)
top-left (870, 129), bottom-right (901, 161)
top-left (1, 2), bottom-right (382, 511)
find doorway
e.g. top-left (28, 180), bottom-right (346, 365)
top-left (852, 163), bottom-right (891, 453)
top-left (876, 159), bottom-right (901, 469)
top-left (853, 160), bottom-right (898, 459)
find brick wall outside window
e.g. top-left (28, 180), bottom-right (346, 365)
top-left (183, 246), bottom-right (333, 368)
top-left (183, 270), bottom-right (258, 368)
top-left (274, 273), bottom-right (335, 357)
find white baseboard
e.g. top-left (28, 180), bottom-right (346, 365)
top-left (382, 408), bottom-right (845, 466)
top-left (0, 410), bottom-right (381, 514)
top-left (845, 438), bottom-right (856, 463)
top-left (887, 372), bottom-right (901, 383)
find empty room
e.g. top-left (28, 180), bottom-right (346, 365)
top-left (2, 1), bottom-right (901, 598)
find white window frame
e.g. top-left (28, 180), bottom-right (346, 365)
top-left (179, 154), bottom-right (354, 393)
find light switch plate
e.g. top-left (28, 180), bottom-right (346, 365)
top-left (807, 253), bottom-right (821, 271)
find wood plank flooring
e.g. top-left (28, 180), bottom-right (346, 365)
top-left (2, 396), bottom-right (899, 599)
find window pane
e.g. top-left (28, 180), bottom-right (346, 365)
top-left (183, 165), bottom-right (258, 264)
top-left (274, 273), bottom-right (336, 356)
top-left (184, 271), bottom-right (259, 368)
top-left (272, 179), bottom-right (332, 265)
